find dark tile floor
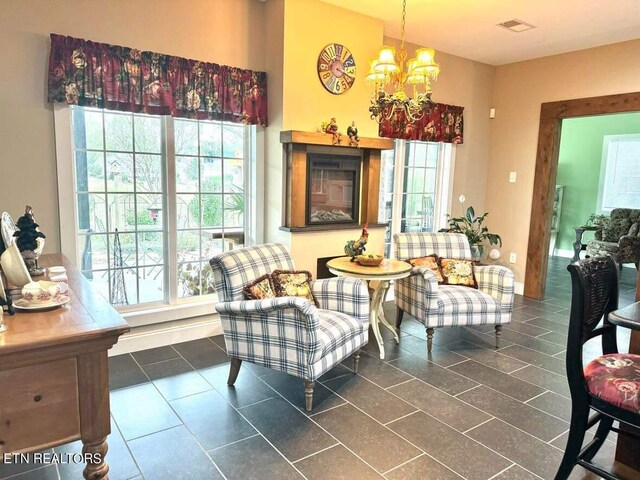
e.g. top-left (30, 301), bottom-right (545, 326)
top-left (1, 257), bottom-right (637, 480)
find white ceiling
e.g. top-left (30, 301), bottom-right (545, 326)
top-left (320, 0), bottom-right (640, 65)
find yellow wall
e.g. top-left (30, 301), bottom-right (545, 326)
top-left (487, 38), bottom-right (640, 282)
top-left (0, 0), bottom-right (266, 252)
top-left (282, 0), bottom-right (383, 137)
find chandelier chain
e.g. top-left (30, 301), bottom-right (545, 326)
top-left (400, 0), bottom-right (407, 51)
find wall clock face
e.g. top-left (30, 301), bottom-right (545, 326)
top-left (317, 43), bottom-right (356, 95)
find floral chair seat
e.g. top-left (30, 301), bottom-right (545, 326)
top-left (584, 353), bottom-right (640, 414)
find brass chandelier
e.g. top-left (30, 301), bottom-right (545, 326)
top-left (366, 0), bottom-right (440, 123)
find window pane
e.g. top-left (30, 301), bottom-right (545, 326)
top-left (72, 107), bottom-right (104, 150)
top-left (223, 124), bottom-right (244, 158)
top-left (137, 231), bottom-right (164, 266)
top-left (201, 158), bottom-right (222, 192)
top-left (104, 112), bottom-right (133, 151)
top-left (224, 159), bottom-right (244, 192)
top-left (139, 266), bottom-right (164, 303)
top-left (78, 233), bottom-right (108, 271)
top-left (224, 193), bottom-right (244, 228)
top-left (107, 194), bottom-right (136, 232)
top-left (175, 119), bottom-right (199, 155)
top-left (177, 193), bottom-right (199, 229)
top-left (135, 154), bottom-right (163, 193)
top-left (178, 262), bottom-right (201, 298)
top-left (200, 122), bottom-right (222, 156)
top-left (177, 230), bottom-right (201, 263)
top-left (84, 151), bottom-right (105, 192)
top-left (108, 232), bottom-right (137, 268)
top-left (176, 156), bottom-right (199, 192)
top-left (106, 153), bottom-right (134, 192)
top-left (136, 194), bottom-right (164, 230)
top-left (76, 193), bottom-right (107, 232)
top-left (201, 194), bottom-right (223, 228)
top-left (134, 115), bottom-right (161, 154)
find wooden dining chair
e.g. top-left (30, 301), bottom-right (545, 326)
top-left (555, 256), bottom-right (640, 480)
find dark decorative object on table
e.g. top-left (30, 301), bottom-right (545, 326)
top-left (439, 206), bottom-right (502, 261)
top-left (13, 205), bottom-right (46, 275)
top-left (347, 121), bottom-right (359, 147)
top-left (322, 117), bottom-right (342, 145)
top-left (344, 224), bottom-right (369, 261)
top-left (110, 229), bottom-right (129, 306)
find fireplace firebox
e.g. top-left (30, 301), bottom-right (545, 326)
top-left (307, 154), bottom-right (360, 225)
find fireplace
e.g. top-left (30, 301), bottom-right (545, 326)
top-left (280, 130), bottom-right (393, 230)
top-left (307, 154), bottom-right (360, 225)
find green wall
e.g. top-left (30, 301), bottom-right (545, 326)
top-left (555, 112), bottom-right (640, 253)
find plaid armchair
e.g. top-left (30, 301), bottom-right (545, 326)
top-left (394, 233), bottom-right (514, 352)
top-left (210, 243), bottom-right (369, 411)
top-left (586, 208), bottom-right (640, 269)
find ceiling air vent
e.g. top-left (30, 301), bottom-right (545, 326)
top-left (498, 19), bottom-right (536, 32)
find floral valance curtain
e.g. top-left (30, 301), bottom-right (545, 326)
top-left (378, 103), bottom-right (464, 144)
top-left (47, 34), bottom-right (268, 126)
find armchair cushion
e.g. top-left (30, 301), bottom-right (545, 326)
top-left (408, 255), bottom-right (444, 282)
top-left (272, 269), bottom-right (317, 305)
top-left (438, 258), bottom-right (477, 288)
top-left (437, 286), bottom-right (502, 322)
top-left (244, 273), bottom-right (276, 300)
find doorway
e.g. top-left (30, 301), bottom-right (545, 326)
top-left (524, 91), bottom-right (640, 299)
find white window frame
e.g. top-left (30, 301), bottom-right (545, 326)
top-left (53, 105), bottom-right (264, 326)
top-left (385, 140), bottom-right (455, 258)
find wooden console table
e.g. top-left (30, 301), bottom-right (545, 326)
top-left (0, 254), bottom-right (129, 479)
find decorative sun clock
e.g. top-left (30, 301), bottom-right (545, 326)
top-left (317, 43), bottom-right (356, 95)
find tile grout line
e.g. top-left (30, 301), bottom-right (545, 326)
top-left (523, 390), bottom-right (550, 404)
top-left (290, 442), bottom-right (340, 464)
top-left (462, 416), bottom-right (495, 434)
top-left (380, 452), bottom-right (426, 476)
top-left (207, 433), bottom-right (261, 453)
top-left (485, 463), bottom-right (516, 480)
top-left (383, 409), bottom-right (420, 426)
top-left (453, 384), bottom-right (481, 398)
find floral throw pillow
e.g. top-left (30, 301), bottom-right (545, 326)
top-left (244, 274), bottom-right (276, 300)
top-left (271, 269), bottom-right (317, 305)
top-left (409, 255), bottom-right (444, 283)
top-left (438, 258), bottom-right (477, 288)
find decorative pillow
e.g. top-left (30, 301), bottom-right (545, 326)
top-left (244, 274), bottom-right (276, 300)
top-left (409, 255), bottom-right (444, 283)
top-left (271, 269), bottom-right (317, 305)
top-left (628, 223), bottom-right (639, 237)
top-left (438, 258), bottom-right (477, 288)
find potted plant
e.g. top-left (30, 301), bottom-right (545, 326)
top-left (440, 206), bottom-right (502, 260)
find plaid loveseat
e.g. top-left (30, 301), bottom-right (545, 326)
top-left (394, 232), bottom-right (514, 351)
top-left (210, 243), bottom-right (369, 410)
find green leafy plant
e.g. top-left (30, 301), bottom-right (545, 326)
top-left (585, 213), bottom-right (609, 227)
top-left (440, 206), bottom-right (502, 247)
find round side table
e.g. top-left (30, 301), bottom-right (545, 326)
top-left (327, 256), bottom-right (412, 359)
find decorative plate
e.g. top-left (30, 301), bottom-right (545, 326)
top-left (1, 212), bottom-right (17, 248)
top-left (14, 295), bottom-right (70, 311)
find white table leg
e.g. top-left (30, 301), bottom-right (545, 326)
top-left (369, 281), bottom-right (387, 359)
top-left (376, 280), bottom-right (400, 344)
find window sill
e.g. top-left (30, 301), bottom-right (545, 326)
top-left (122, 300), bottom-right (218, 327)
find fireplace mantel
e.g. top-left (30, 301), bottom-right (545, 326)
top-left (280, 130), bottom-right (394, 230)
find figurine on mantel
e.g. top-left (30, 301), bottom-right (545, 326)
top-left (347, 121), bottom-right (359, 147)
top-left (344, 223), bottom-right (369, 261)
top-left (13, 205), bottom-right (46, 275)
top-left (321, 117), bottom-right (342, 145)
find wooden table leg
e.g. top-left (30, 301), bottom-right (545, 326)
top-left (77, 351), bottom-right (111, 480)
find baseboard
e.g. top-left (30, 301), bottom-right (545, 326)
top-left (514, 282), bottom-right (524, 295)
top-left (110, 314), bottom-right (223, 356)
top-left (553, 249), bottom-right (574, 259)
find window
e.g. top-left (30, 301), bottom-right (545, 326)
top-left (597, 134), bottom-right (640, 212)
top-left (64, 106), bottom-right (256, 312)
top-left (379, 140), bottom-right (454, 257)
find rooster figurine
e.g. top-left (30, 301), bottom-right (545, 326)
top-left (344, 224), bottom-right (369, 261)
